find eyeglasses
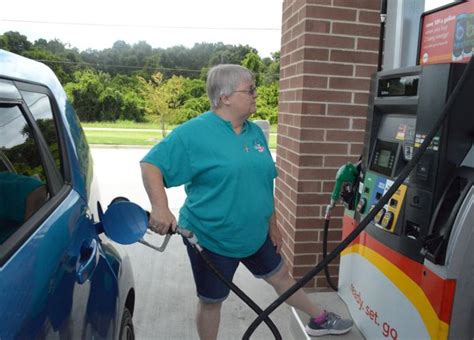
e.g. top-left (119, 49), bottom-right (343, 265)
top-left (232, 86), bottom-right (257, 96)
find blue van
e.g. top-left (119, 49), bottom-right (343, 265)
top-left (0, 49), bottom-right (137, 339)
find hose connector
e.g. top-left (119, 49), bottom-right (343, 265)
top-left (325, 199), bottom-right (336, 220)
top-left (176, 227), bottom-right (203, 251)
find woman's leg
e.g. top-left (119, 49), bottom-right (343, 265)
top-left (264, 262), bottom-right (323, 317)
top-left (196, 300), bottom-right (223, 340)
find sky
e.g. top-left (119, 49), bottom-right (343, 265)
top-left (1, 0), bottom-right (283, 58)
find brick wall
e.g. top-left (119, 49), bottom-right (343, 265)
top-left (276, 0), bottom-right (381, 289)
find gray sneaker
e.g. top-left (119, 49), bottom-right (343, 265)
top-left (305, 312), bottom-right (353, 337)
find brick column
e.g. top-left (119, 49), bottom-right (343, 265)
top-left (276, 0), bottom-right (381, 288)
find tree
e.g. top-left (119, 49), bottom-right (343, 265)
top-left (64, 70), bottom-right (107, 121)
top-left (65, 70), bottom-right (145, 122)
top-left (161, 76), bottom-right (186, 111)
top-left (110, 75), bottom-right (146, 121)
top-left (42, 39), bottom-right (67, 54)
top-left (99, 87), bottom-right (123, 121)
top-left (1, 33), bottom-right (279, 125)
top-left (209, 44), bottom-right (257, 66)
top-left (79, 40), bottom-right (159, 77)
top-left (255, 82), bottom-right (279, 124)
top-left (241, 51), bottom-right (264, 86)
top-left (158, 45), bottom-right (195, 78)
top-left (138, 73), bottom-right (170, 136)
top-left (0, 31), bottom-right (32, 54)
top-left (172, 96), bottom-right (210, 124)
top-left (262, 51), bottom-right (280, 85)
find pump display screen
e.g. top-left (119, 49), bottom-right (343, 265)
top-left (370, 140), bottom-right (399, 177)
top-left (378, 76), bottom-right (419, 97)
top-left (377, 149), bottom-right (392, 168)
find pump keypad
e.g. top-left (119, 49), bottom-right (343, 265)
top-left (389, 199), bottom-right (398, 208)
top-left (381, 211), bottom-right (394, 230)
top-left (374, 208), bottom-right (386, 224)
top-left (361, 173), bottom-right (408, 234)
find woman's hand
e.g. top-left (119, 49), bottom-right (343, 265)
top-left (148, 206), bottom-right (177, 235)
top-left (269, 213), bottom-right (282, 253)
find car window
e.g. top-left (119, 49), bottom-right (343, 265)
top-left (20, 90), bottom-right (64, 180)
top-left (0, 105), bottom-right (50, 245)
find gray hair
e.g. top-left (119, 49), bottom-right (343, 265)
top-left (206, 64), bottom-right (254, 110)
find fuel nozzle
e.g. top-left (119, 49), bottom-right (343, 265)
top-left (327, 162), bottom-right (360, 217)
top-left (322, 162), bottom-right (360, 293)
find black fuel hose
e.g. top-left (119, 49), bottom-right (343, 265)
top-left (323, 218), bottom-right (338, 291)
top-left (243, 57), bottom-right (474, 340)
top-left (183, 237), bottom-right (282, 340)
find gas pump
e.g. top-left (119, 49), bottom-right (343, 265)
top-left (337, 62), bottom-right (474, 338)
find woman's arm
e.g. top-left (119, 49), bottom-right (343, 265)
top-left (269, 209), bottom-right (282, 254)
top-left (140, 162), bottom-right (177, 235)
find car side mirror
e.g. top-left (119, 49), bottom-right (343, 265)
top-left (98, 199), bottom-right (148, 245)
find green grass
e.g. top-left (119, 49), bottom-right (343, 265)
top-left (269, 134), bottom-right (276, 149)
top-left (85, 129), bottom-right (163, 146)
top-left (82, 119), bottom-right (277, 132)
top-left (82, 120), bottom-right (168, 130)
top-left (84, 127), bottom-right (277, 149)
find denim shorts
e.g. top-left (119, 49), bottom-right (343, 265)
top-left (184, 235), bottom-right (283, 303)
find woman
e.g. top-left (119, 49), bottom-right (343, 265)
top-left (140, 64), bottom-right (352, 339)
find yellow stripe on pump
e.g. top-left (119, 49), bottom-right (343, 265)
top-left (341, 244), bottom-right (449, 339)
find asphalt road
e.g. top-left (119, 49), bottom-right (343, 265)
top-left (91, 147), bottom-right (293, 340)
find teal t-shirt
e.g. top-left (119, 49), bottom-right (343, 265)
top-left (141, 111), bottom-right (277, 257)
top-left (0, 172), bottom-right (43, 224)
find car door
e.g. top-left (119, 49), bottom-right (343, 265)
top-left (0, 80), bottom-right (119, 339)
